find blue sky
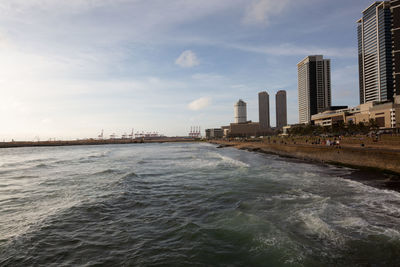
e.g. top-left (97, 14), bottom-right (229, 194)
top-left (0, 0), bottom-right (374, 140)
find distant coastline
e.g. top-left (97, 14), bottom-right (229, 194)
top-left (0, 138), bottom-right (201, 149)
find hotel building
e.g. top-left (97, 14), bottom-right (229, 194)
top-left (234, 99), bottom-right (247, 123)
top-left (258, 91), bottom-right (270, 130)
top-left (311, 97), bottom-right (400, 130)
top-left (357, 1), bottom-right (394, 104)
top-left (297, 55), bottom-right (331, 124)
top-left (392, 0), bottom-right (400, 95)
top-left (275, 90), bottom-right (287, 129)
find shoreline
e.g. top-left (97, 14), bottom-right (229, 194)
top-left (0, 138), bottom-right (202, 149)
top-left (210, 140), bottom-right (400, 192)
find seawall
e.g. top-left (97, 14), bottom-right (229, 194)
top-left (210, 140), bottom-right (400, 175)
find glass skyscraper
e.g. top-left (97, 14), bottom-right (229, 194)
top-left (357, 1), bottom-right (393, 104)
top-left (297, 55), bottom-right (331, 124)
top-left (391, 0), bottom-right (400, 96)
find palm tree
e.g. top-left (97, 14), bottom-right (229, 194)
top-left (368, 118), bottom-right (379, 133)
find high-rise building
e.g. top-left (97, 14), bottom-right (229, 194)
top-left (258, 91), bottom-right (270, 129)
top-left (391, 0), bottom-right (400, 95)
top-left (275, 90), bottom-right (287, 129)
top-left (234, 99), bottom-right (247, 123)
top-left (357, 1), bottom-right (393, 104)
top-left (297, 55), bottom-right (331, 124)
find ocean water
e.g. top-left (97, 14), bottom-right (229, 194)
top-left (1, 142), bottom-right (400, 266)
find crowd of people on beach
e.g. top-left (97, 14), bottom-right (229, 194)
top-left (263, 136), bottom-right (343, 148)
top-left (232, 134), bottom-right (387, 149)
top-left (306, 138), bottom-right (340, 147)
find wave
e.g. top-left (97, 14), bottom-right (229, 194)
top-left (92, 169), bottom-right (122, 176)
top-left (115, 172), bottom-right (141, 186)
top-left (297, 209), bottom-right (346, 247)
top-left (9, 175), bottom-right (40, 180)
top-left (137, 150), bottom-right (249, 171)
top-left (271, 190), bottom-right (325, 202)
top-left (253, 233), bottom-right (304, 265)
top-left (0, 169), bottom-right (13, 175)
top-left (0, 196), bottom-right (83, 247)
top-left (54, 159), bottom-right (74, 164)
top-left (334, 216), bottom-right (369, 229)
top-left (121, 172), bottom-right (139, 179)
top-left (88, 152), bottom-right (109, 159)
top-left (217, 155), bottom-right (249, 168)
top-left (77, 152), bottom-right (109, 163)
top-left (205, 152), bottom-right (250, 168)
top-left (1, 158), bottom-right (57, 168)
top-left (35, 163), bottom-right (50, 168)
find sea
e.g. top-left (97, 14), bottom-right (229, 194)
top-left (1, 142), bottom-right (400, 266)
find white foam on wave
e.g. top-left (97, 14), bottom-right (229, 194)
top-left (302, 171), bottom-right (318, 178)
top-left (383, 228), bottom-right (400, 239)
top-left (343, 179), bottom-right (400, 220)
top-left (344, 177), bottom-right (400, 198)
top-left (295, 181), bottom-right (400, 244)
top-left (217, 154), bottom-right (249, 168)
top-left (172, 152), bottom-right (250, 170)
top-left (204, 151), bottom-right (250, 168)
top-left (172, 157), bottom-right (220, 170)
top-left (252, 231), bottom-right (305, 265)
top-left (297, 208), bottom-right (346, 247)
top-left (259, 189), bottom-right (326, 205)
top-left (335, 216), bottom-right (369, 228)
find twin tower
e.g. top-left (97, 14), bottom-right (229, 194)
top-left (234, 91), bottom-right (287, 130)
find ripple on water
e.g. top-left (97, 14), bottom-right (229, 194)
top-left (1, 143), bottom-right (400, 266)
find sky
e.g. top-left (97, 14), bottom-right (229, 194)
top-left (0, 0), bottom-right (375, 140)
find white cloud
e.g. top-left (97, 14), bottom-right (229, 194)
top-left (175, 50), bottom-right (200, 68)
top-left (242, 0), bottom-right (290, 26)
top-left (188, 97), bottom-right (211, 111)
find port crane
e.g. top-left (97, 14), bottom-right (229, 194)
top-left (128, 129), bottom-right (134, 139)
top-left (98, 129), bottom-right (104, 140)
top-left (189, 126), bottom-right (201, 138)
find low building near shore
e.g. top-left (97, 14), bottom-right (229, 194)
top-left (312, 107), bottom-right (353, 127)
top-left (221, 126), bottom-right (230, 137)
top-left (369, 102), bottom-right (396, 129)
top-left (205, 128), bottom-right (224, 139)
top-left (226, 121), bottom-right (274, 138)
top-left (228, 121), bottom-right (260, 137)
top-left (311, 96), bottom-right (400, 130)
